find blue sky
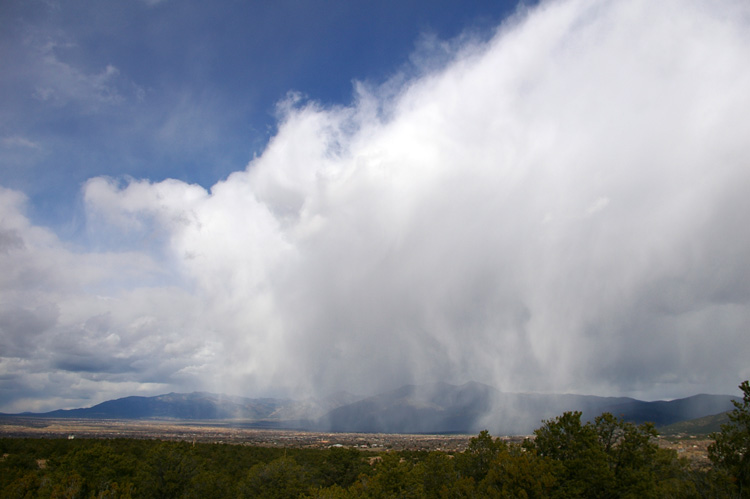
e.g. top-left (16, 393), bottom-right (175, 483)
top-left (2, 0), bottom-right (750, 413)
top-left (1, 0), bottom-right (517, 234)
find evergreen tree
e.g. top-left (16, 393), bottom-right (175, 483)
top-left (709, 380), bottom-right (750, 497)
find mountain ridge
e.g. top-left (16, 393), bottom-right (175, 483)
top-left (2, 382), bottom-right (739, 435)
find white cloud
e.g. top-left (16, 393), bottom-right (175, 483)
top-left (140, 0), bottom-right (169, 7)
top-left (15, 29), bottom-right (135, 114)
top-left (33, 46), bottom-right (123, 109)
top-left (586, 197), bottom-right (609, 217)
top-left (0, 187), bottom-right (222, 411)
top-left (3, 0), bottom-right (750, 410)
top-left (1, 136), bottom-right (41, 149)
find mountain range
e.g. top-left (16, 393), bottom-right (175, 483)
top-left (2, 382), bottom-right (738, 435)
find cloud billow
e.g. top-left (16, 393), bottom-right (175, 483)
top-left (2, 0), bottom-right (750, 410)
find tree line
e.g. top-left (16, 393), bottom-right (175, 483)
top-left (2, 381), bottom-right (748, 498)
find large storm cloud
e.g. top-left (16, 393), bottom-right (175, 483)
top-left (2, 0), bottom-right (750, 411)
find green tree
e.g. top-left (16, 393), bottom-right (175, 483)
top-left (136, 442), bottom-right (198, 499)
top-left (306, 483), bottom-right (354, 498)
top-left (239, 456), bottom-right (311, 499)
top-left (529, 411), bottom-right (692, 498)
top-left (416, 452), bottom-right (457, 498)
top-left (596, 413), bottom-right (691, 498)
top-left (455, 430), bottom-right (506, 483)
top-left (529, 411), bottom-right (613, 497)
top-left (2, 471), bottom-right (40, 499)
top-left (352, 452), bottom-right (423, 498)
top-left (95, 480), bottom-right (135, 499)
top-left (318, 447), bottom-right (368, 488)
top-left (185, 470), bottom-right (233, 499)
top-left (0, 452), bottom-right (40, 495)
top-left (49, 472), bottom-right (85, 499)
top-left (482, 444), bottom-right (559, 498)
top-left (437, 476), bottom-right (479, 498)
top-left (709, 380), bottom-right (750, 497)
top-left (49, 441), bottom-right (138, 497)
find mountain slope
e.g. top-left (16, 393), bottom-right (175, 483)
top-left (316, 382), bottom-right (638, 434)
top-left (658, 411), bottom-right (731, 436)
top-left (3, 384), bottom-right (739, 435)
top-left (316, 383), bottom-right (739, 435)
top-left (316, 382), bottom-right (497, 433)
top-left (597, 394), bottom-right (738, 427)
top-left (15, 392), bottom-right (353, 422)
top-left (37, 392), bottom-right (283, 420)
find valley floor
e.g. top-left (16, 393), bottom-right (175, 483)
top-left (1, 416), bottom-right (711, 467)
top-left (0, 417), bottom-right (498, 452)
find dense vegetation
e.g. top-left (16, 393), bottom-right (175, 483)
top-left (709, 380), bottom-right (750, 497)
top-left (2, 381), bottom-right (748, 498)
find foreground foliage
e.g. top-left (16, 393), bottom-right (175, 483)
top-left (710, 380), bottom-right (750, 497)
top-left (2, 386), bottom-right (749, 498)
